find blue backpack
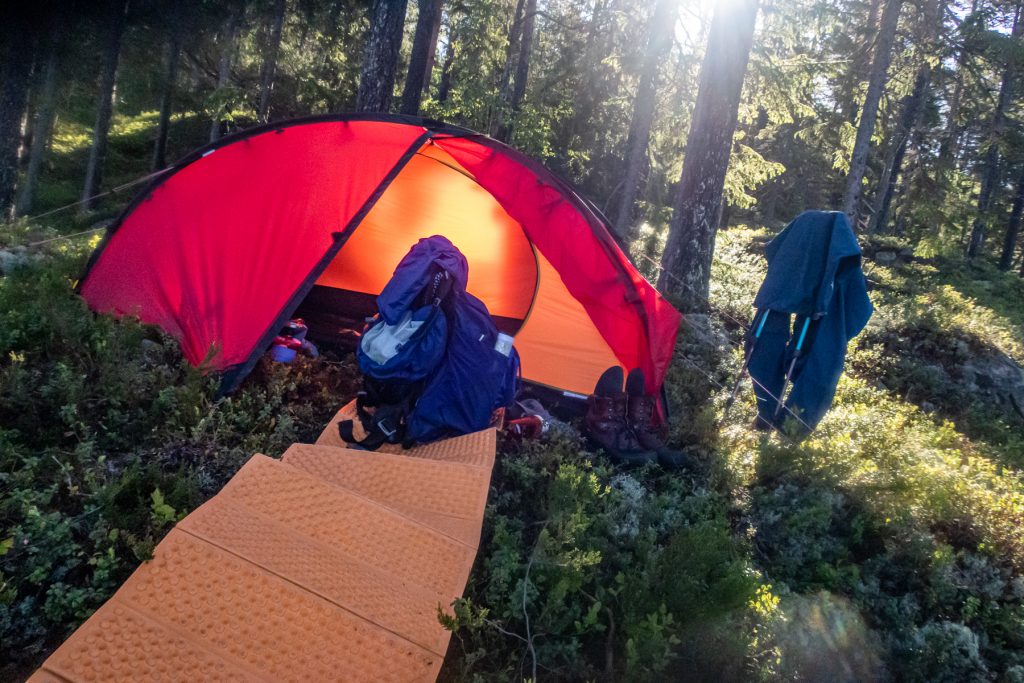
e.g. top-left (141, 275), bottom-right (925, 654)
top-left (339, 236), bottom-right (520, 449)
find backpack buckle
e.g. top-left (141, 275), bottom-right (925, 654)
top-left (376, 419), bottom-right (397, 438)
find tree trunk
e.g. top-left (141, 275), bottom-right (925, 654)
top-left (0, 19), bottom-right (36, 219)
top-left (967, 3), bottom-right (1023, 258)
top-left (562, 0), bottom-right (609, 166)
top-left (842, 0), bottom-right (904, 225)
top-left (258, 0), bottom-right (287, 122)
top-left (764, 177), bottom-right (782, 225)
top-left (610, 0), bottom-right (675, 241)
top-left (871, 66), bottom-right (930, 233)
top-left (355, 0), bottom-right (410, 113)
top-left (892, 138), bottom-right (920, 236)
top-left (840, 0), bottom-right (883, 123)
top-left (80, 0), bottom-right (127, 214)
top-left (16, 25), bottom-right (60, 216)
top-left (399, 0), bottom-right (443, 115)
top-left (152, 34), bottom-right (180, 171)
top-left (314, 0), bottom-right (348, 106)
top-left (422, 3), bottom-right (443, 93)
top-left (436, 23), bottom-right (456, 104)
top-left (658, 0), bottom-right (759, 312)
top-left (497, 0), bottom-right (537, 143)
top-left (210, 6), bottom-right (242, 143)
top-left (999, 165), bottom-right (1024, 270)
top-left (18, 55), bottom-right (38, 172)
top-left (938, 0), bottom-right (979, 168)
top-left (492, 0), bottom-right (527, 135)
top-left (508, 0), bottom-right (537, 130)
top-left (873, 0), bottom-right (941, 233)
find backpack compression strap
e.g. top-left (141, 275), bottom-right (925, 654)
top-left (340, 266), bottom-right (456, 450)
top-left (338, 383), bottom-right (422, 450)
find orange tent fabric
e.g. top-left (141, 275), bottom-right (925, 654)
top-left (79, 115), bottom-right (680, 397)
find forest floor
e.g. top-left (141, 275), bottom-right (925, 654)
top-left (2, 113), bottom-right (1024, 682)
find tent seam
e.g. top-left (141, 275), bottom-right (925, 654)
top-left (217, 130), bottom-right (435, 394)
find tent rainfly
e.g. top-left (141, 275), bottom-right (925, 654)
top-left (79, 115), bottom-right (682, 397)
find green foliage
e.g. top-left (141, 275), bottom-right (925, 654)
top-left (4, 0), bottom-right (1024, 674)
top-left (724, 143), bottom-right (786, 210)
top-left (440, 430), bottom-right (773, 682)
top-left (848, 239), bottom-right (1024, 464)
top-left (0, 251), bottom-right (359, 680)
top-left (448, 228), bottom-right (1024, 681)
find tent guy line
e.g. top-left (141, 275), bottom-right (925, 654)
top-left (678, 317), bottom-right (816, 435)
top-left (21, 167), bottom-right (172, 222)
top-left (22, 226), bottom-right (107, 248)
top-left (636, 250), bottom-right (816, 433)
top-left (76, 115), bottom-right (682, 401)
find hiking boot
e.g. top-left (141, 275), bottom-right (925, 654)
top-left (627, 392), bottom-right (669, 451)
top-left (625, 368), bottom-right (668, 451)
top-left (594, 365), bottom-right (625, 398)
top-left (585, 393), bottom-right (656, 465)
top-left (586, 366), bottom-right (656, 465)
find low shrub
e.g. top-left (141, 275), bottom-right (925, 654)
top-left (0, 254), bottom-right (358, 680)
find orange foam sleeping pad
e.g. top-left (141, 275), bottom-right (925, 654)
top-left (29, 401), bottom-right (496, 683)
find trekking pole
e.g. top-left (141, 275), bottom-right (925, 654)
top-left (773, 316), bottom-right (811, 421)
top-left (723, 309), bottom-right (769, 417)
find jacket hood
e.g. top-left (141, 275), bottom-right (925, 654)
top-left (753, 210), bottom-right (863, 318)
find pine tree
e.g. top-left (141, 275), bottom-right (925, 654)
top-left (659, 0), bottom-right (759, 311)
top-left (356, 0), bottom-right (410, 112)
top-left (13, 12), bottom-right (59, 217)
top-left (400, 0), bottom-right (444, 115)
top-left (80, 0), bottom-right (128, 214)
top-left (967, 1), bottom-right (1023, 258)
top-left (152, 32), bottom-right (180, 171)
top-left (1000, 164), bottom-right (1024, 269)
top-left (257, 0), bottom-right (288, 123)
top-left (842, 0), bottom-right (904, 225)
top-left (210, 4), bottom-right (242, 143)
top-left (611, 0), bottom-right (676, 241)
top-left (496, 0), bottom-right (537, 142)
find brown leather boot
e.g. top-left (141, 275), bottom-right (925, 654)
top-left (624, 368), bottom-right (667, 451)
top-left (627, 392), bottom-right (668, 451)
top-left (585, 393), bottom-right (656, 464)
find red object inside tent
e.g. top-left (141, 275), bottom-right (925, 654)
top-left (79, 116), bottom-right (680, 397)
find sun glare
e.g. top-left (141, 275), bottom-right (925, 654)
top-left (675, 0), bottom-right (716, 48)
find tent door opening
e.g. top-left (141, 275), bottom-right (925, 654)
top-left (294, 143), bottom-right (538, 348)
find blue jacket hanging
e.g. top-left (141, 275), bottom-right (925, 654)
top-left (746, 211), bottom-right (873, 431)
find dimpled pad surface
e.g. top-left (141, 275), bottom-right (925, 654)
top-left (220, 455), bottom-right (475, 595)
top-left (179, 494), bottom-right (451, 654)
top-left (281, 443), bottom-right (491, 546)
top-left (32, 404), bottom-right (497, 683)
top-left (36, 600), bottom-right (261, 682)
top-left (317, 400), bottom-right (497, 468)
top-left (25, 669), bottom-right (75, 682)
top-left (114, 531), bottom-right (438, 682)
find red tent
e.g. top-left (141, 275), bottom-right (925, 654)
top-left (80, 115), bottom-right (681, 396)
